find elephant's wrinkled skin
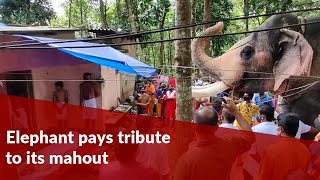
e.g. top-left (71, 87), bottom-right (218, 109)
top-left (192, 14), bottom-right (320, 125)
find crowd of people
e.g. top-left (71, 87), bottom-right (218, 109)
top-left (100, 95), bottom-right (320, 180)
top-left (131, 80), bottom-right (320, 179)
top-left (134, 80), bottom-right (320, 139)
top-left (49, 76), bottom-right (320, 179)
top-left (134, 80), bottom-right (177, 121)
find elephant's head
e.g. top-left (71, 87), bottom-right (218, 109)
top-left (192, 14), bottom-right (314, 97)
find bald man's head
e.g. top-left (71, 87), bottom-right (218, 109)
top-left (194, 106), bottom-right (219, 126)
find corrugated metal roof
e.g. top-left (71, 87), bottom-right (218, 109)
top-left (88, 29), bottom-right (142, 38)
top-left (0, 26), bottom-right (79, 33)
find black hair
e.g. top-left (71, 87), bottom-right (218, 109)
top-left (259, 104), bottom-right (275, 122)
top-left (277, 113), bottom-right (300, 137)
top-left (55, 81), bottom-right (63, 88)
top-left (222, 110), bottom-right (235, 124)
top-left (194, 106), bottom-right (219, 126)
top-left (83, 72), bottom-right (91, 79)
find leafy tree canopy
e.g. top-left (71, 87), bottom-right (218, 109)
top-left (0, 0), bottom-right (55, 25)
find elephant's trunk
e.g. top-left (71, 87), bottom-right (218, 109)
top-left (192, 22), bottom-right (225, 80)
top-left (191, 22), bottom-right (244, 88)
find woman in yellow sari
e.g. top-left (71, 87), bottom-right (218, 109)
top-left (145, 80), bottom-right (156, 116)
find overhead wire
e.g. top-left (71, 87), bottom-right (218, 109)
top-left (199, 5), bottom-right (320, 72)
top-left (0, 1), bottom-right (319, 49)
top-left (2, 20), bottom-right (320, 49)
top-left (160, 65), bottom-right (320, 80)
top-left (0, 2), bottom-right (319, 89)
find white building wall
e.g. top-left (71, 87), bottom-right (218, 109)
top-left (30, 63), bottom-right (136, 129)
top-left (100, 67), bottom-right (136, 110)
top-left (100, 66), bottom-right (120, 110)
top-left (32, 63), bottom-right (101, 106)
top-left (31, 63), bottom-right (101, 129)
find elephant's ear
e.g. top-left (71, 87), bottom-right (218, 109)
top-left (273, 29), bottom-right (313, 91)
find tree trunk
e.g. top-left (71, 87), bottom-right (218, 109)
top-left (124, 0), bottom-right (136, 31)
top-left (99, 0), bottom-right (107, 28)
top-left (190, 0), bottom-right (196, 36)
top-left (175, 0), bottom-right (193, 121)
top-left (125, 0), bottom-right (141, 59)
top-left (168, 32), bottom-right (172, 70)
top-left (80, 0), bottom-right (83, 25)
top-left (203, 0), bottom-right (211, 30)
top-left (243, 0), bottom-right (249, 34)
top-left (116, 0), bottom-right (121, 24)
top-left (68, 0), bottom-right (72, 27)
top-left (152, 46), bottom-right (156, 67)
top-left (159, 12), bottom-right (167, 67)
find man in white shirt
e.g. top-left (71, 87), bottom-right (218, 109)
top-left (252, 104), bottom-right (277, 135)
top-left (219, 109), bottom-right (238, 130)
top-left (243, 105), bottom-right (277, 177)
top-left (295, 120), bottom-right (316, 139)
top-left (276, 103), bottom-right (319, 139)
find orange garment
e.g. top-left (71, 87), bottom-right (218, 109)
top-left (255, 138), bottom-right (310, 180)
top-left (156, 99), bottom-right (164, 118)
top-left (252, 119), bottom-right (260, 126)
top-left (145, 84), bottom-right (155, 116)
top-left (137, 94), bottom-right (150, 114)
top-left (175, 132), bottom-right (254, 180)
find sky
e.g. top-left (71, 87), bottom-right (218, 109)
top-left (51, 0), bottom-right (66, 17)
top-left (51, 0), bottom-right (117, 17)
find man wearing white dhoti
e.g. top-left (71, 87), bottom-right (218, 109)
top-left (80, 73), bottom-right (101, 130)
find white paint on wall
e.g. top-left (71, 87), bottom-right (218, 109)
top-left (31, 63), bottom-right (136, 129)
top-left (32, 63), bottom-right (101, 106)
top-left (100, 66), bottom-right (135, 110)
top-left (100, 66), bottom-right (120, 110)
top-left (32, 63), bottom-right (101, 129)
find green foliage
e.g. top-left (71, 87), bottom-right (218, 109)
top-left (0, 0), bottom-right (55, 25)
top-left (195, 0), bottom-right (237, 56)
top-left (105, 0), bottom-right (130, 30)
top-left (4, 0), bottom-right (316, 76)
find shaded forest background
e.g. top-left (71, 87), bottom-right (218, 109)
top-left (0, 0), bottom-right (319, 75)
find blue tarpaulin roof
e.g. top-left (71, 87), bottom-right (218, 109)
top-left (15, 35), bottom-right (157, 77)
top-left (0, 23), bottom-right (9, 27)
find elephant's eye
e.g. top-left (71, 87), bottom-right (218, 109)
top-left (278, 42), bottom-right (288, 57)
top-left (240, 46), bottom-right (255, 61)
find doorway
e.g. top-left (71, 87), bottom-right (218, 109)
top-left (5, 70), bottom-right (34, 98)
top-left (5, 70), bottom-right (36, 130)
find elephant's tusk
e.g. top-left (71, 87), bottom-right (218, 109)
top-left (192, 81), bottom-right (229, 98)
top-left (192, 83), bottom-right (217, 90)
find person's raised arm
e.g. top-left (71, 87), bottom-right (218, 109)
top-left (223, 98), bottom-right (252, 132)
top-left (135, 100), bottom-right (143, 106)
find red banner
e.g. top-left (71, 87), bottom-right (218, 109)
top-left (0, 95), bottom-right (319, 180)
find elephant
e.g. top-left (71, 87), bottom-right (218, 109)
top-left (191, 13), bottom-right (320, 126)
